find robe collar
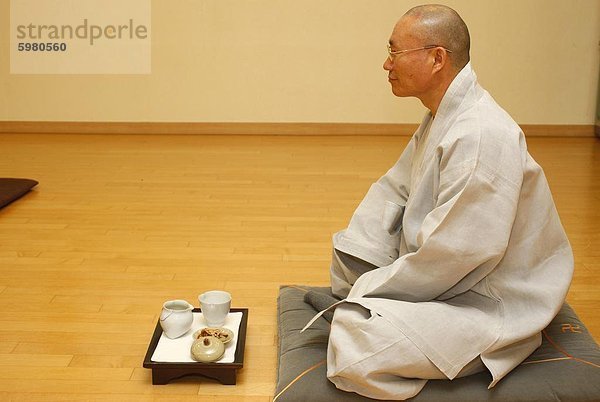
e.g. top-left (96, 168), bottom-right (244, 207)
top-left (413, 62), bottom-right (478, 178)
top-left (435, 62), bottom-right (477, 121)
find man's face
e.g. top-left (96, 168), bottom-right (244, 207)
top-left (383, 17), bottom-right (433, 98)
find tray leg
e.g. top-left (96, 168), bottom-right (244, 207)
top-left (152, 368), bottom-right (183, 385)
top-left (202, 368), bottom-right (237, 385)
top-left (151, 368), bottom-right (237, 385)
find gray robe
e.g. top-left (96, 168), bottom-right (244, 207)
top-left (310, 63), bottom-right (574, 399)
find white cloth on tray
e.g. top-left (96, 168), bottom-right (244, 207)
top-left (151, 312), bottom-right (243, 363)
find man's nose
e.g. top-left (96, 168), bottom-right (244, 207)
top-left (383, 56), bottom-right (393, 71)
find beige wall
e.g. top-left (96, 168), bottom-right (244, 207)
top-left (1, 0), bottom-right (599, 125)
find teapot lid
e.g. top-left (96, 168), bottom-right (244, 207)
top-left (191, 336), bottom-right (225, 362)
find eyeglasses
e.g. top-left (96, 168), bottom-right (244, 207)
top-left (387, 44), bottom-right (452, 61)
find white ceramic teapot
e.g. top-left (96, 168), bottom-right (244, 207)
top-left (160, 300), bottom-right (194, 339)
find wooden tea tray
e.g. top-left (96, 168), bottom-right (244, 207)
top-left (143, 308), bottom-right (248, 385)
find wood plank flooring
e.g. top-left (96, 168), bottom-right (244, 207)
top-left (0, 133), bottom-right (598, 401)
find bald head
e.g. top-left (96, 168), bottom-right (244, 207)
top-left (403, 4), bottom-right (470, 70)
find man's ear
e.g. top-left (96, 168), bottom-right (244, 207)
top-left (432, 48), bottom-right (448, 73)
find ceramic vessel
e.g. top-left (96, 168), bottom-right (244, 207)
top-left (191, 336), bottom-right (225, 362)
top-left (198, 290), bottom-right (231, 326)
top-left (159, 300), bottom-right (194, 339)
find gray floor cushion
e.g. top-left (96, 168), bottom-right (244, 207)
top-left (276, 285), bottom-right (600, 401)
top-left (0, 178), bottom-right (38, 209)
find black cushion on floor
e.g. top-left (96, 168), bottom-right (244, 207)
top-left (0, 178), bottom-right (38, 209)
top-left (276, 285), bottom-right (600, 401)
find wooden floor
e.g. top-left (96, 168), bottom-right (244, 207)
top-left (0, 133), bottom-right (598, 401)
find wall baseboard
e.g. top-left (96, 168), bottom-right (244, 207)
top-left (0, 121), bottom-right (595, 137)
top-left (518, 124), bottom-right (595, 137)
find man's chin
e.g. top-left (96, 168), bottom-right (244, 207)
top-left (390, 86), bottom-right (408, 97)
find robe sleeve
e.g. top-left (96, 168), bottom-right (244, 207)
top-left (333, 137), bottom-right (415, 268)
top-left (348, 131), bottom-right (525, 302)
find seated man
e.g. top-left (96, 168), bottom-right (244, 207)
top-left (303, 4), bottom-right (573, 400)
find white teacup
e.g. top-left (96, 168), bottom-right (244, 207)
top-left (199, 290), bottom-right (231, 327)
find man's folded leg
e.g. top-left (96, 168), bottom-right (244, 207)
top-left (327, 302), bottom-right (485, 400)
